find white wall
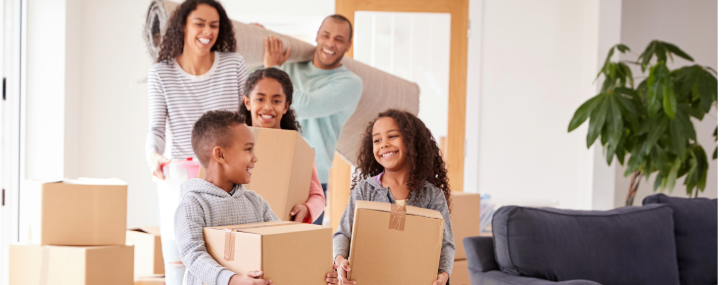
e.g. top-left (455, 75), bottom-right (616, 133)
top-left (614, 0), bottom-right (718, 206)
top-left (475, 0), bottom-right (601, 209)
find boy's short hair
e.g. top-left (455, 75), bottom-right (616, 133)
top-left (191, 110), bottom-right (246, 168)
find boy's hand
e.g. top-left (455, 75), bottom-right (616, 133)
top-left (432, 272), bottom-right (448, 285)
top-left (290, 204), bottom-right (310, 223)
top-left (334, 257), bottom-right (356, 284)
top-left (230, 271), bottom-right (274, 285)
top-left (149, 151), bottom-right (170, 180)
top-left (327, 264), bottom-right (355, 285)
top-left (263, 35), bottom-right (291, 68)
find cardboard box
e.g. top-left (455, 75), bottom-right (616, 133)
top-left (204, 221), bottom-right (332, 285)
top-left (127, 228), bottom-right (164, 279)
top-left (348, 201), bottom-right (444, 285)
top-left (450, 260), bottom-right (471, 285)
top-left (9, 244), bottom-right (134, 285)
top-left (244, 128), bottom-right (314, 221)
top-left (134, 275), bottom-right (165, 285)
top-left (450, 192), bottom-right (480, 260)
top-left (20, 178), bottom-right (128, 246)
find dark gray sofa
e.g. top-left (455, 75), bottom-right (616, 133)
top-left (463, 194), bottom-right (717, 285)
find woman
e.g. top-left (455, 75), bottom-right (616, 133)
top-left (145, 1), bottom-right (246, 284)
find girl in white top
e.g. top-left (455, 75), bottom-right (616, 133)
top-left (144, 1), bottom-right (247, 284)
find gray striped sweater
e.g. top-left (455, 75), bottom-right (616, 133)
top-left (146, 52), bottom-right (248, 161)
top-left (174, 179), bottom-right (279, 285)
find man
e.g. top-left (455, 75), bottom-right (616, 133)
top-left (263, 15), bottom-right (363, 225)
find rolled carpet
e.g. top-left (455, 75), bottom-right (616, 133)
top-left (144, 0), bottom-right (420, 166)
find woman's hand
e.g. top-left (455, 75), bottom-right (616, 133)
top-left (149, 151), bottom-right (170, 180)
top-left (334, 256), bottom-right (356, 284)
top-left (290, 204), bottom-right (310, 223)
top-left (263, 35), bottom-right (291, 68)
top-left (432, 272), bottom-right (449, 285)
top-left (230, 271), bottom-right (274, 285)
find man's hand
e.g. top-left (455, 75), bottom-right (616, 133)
top-left (334, 256), bottom-right (356, 284)
top-left (149, 151), bottom-right (170, 180)
top-left (432, 272), bottom-right (449, 285)
top-left (263, 35), bottom-right (291, 68)
top-left (229, 271), bottom-right (274, 285)
top-left (290, 204), bottom-right (310, 223)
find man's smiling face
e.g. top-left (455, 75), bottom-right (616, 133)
top-left (314, 17), bottom-right (352, 69)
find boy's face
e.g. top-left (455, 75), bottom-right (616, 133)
top-left (243, 77), bottom-right (289, 129)
top-left (221, 124), bottom-right (257, 185)
top-left (372, 116), bottom-right (408, 172)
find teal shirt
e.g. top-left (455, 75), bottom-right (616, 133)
top-left (278, 61), bottom-right (363, 184)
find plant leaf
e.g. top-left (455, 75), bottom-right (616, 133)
top-left (608, 95), bottom-right (624, 148)
top-left (663, 76), bottom-right (677, 119)
top-left (661, 42), bottom-right (694, 61)
top-left (644, 114), bottom-right (668, 154)
top-left (587, 98), bottom-right (610, 148)
top-left (639, 41), bottom-right (657, 72)
top-left (670, 117), bottom-right (686, 160)
top-left (568, 94), bottom-right (604, 132)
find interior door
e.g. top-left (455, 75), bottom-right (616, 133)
top-left (329, 0), bottom-right (468, 231)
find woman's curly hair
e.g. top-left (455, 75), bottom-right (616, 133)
top-left (239, 68), bottom-right (301, 132)
top-left (156, 0), bottom-right (236, 63)
top-left (351, 109), bottom-right (451, 210)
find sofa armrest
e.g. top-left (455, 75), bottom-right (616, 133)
top-left (472, 270), bottom-right (601, 285)
top-left (463, 236), bottom-right (498, 272)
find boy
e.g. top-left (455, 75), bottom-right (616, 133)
top-left (175, 110), bottom-right (278, 285)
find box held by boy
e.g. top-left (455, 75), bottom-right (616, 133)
top-left (9, 244), bottom-right (134, 285)
top-left (127, 227), bottom-right (164, 279)
top-left (20, 178), bottom-right (127, 246)
top-left (204, 221), bottom-right (332, 285)
top-left (243, 127), bottom-right (314, 221)
top-left (450, 260), bottom-right (471, 285)
top-left (450, 192), bottom-right (480, 260)
top-left (134, 275), bottom-right (165, 285)
top-left (348, 201), bottom-right (444, 285)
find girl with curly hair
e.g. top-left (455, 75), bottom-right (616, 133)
top-left (327, 109), bottom-right (455, 285)
top-left (239, 68), bottom-right (325, 224)
top-left (144, 1), bottom-right (246, 284)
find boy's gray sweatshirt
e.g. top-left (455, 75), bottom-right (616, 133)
top-left (332, 176), bottom-right (455, 276)
top-left (174, 178), bottom-right (280, 285)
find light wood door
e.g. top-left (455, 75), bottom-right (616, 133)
top-left (329, 0), bottom-right (468, 232)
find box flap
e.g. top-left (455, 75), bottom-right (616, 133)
top-left (63, 177), bottom-right (127, 185)
top-left (356, 201), bottom-right (443, 220)
top-left (209, 221), bottom-right (294, 231)
top-left (128, 227), bottom-right (161, 236)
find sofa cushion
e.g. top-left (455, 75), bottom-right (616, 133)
top-left (492, 204), bottom-right (679, 285)
top-left (643, 194), bottom-right (717, 285)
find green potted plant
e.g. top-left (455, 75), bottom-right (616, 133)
top-left (568, 40), bottom-right (717, 206)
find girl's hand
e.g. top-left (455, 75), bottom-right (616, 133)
top-left (230, 271), bottom-right (274, 285)
top-left (149, 151), bottom-right (170, 180)
top-left (263, 35), bottom-right (291, 68)
top-left (326, 264), bottom-right (341, 285)
top-left (432, 272), bottom-right (449, 285)
top-left (290, 204), bottom-right (310, 223)
top-left (334, 257), bottom-right (356, 284)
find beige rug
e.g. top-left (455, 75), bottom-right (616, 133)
top-left (144, 0), bottom-right (420, 166)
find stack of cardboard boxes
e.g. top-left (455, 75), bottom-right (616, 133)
top-left (10, 178), bottom-right (134, 285)
top-left (126, 227), bottom-right (165, 284)
top-left (449, 192), bottom-right (481, 285)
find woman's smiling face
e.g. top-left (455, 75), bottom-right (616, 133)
top-left (183, 3), bottom-right (219, 56)
top-left (243, 77), bottom-right (289, 129)
top-left (372, 116), bottom-right (408, 171)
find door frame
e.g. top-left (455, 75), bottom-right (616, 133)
top-left (329, 0), bottom-right (468, 231)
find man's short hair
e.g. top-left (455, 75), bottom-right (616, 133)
top-left (323, 14), bottom-right (353, 42)
top-left (191, 110), bottom-right (246, 168)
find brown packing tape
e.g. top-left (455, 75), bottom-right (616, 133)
top-left (224, 229), bottom-right (236, 261)
top-left (389, 204), bottom-right (407, 231)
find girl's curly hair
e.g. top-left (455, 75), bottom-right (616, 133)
top-left (239, 68), bottom-right (301, 132)
top-left (156, 0), bottom-right (236, 64)
top-left (351, 109), bottom-right (451, 210)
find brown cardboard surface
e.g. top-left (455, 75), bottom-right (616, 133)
top-left (243, 128), bottom-right (314, 221)
top-left (127, 228), bottom-right (164, 278)
top-left (21, 178), bottom-right (127, 246)
top-left (204, 222), bottom-right (332, 285)
top-left (134, 275), bottom-right (165, 285)
top-left (348, 201), bottom-right (444, 285)
top-left (9, 244), bottom-right (134, 285)
top-left (450, 260), bottom-right (471, 285)
top-left (450, 192), bottom-right (480, 260)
